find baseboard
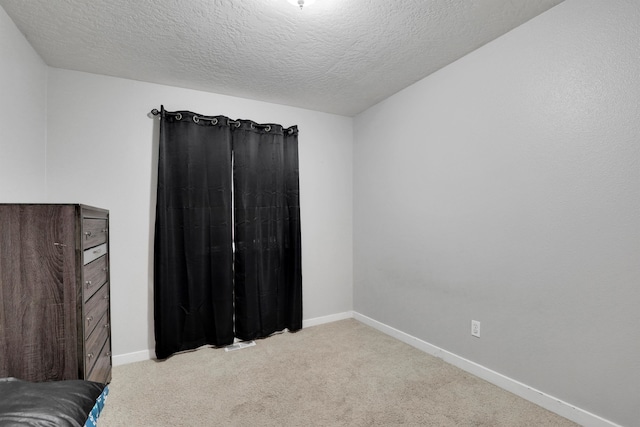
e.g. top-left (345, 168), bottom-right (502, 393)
top-left (112, 312), bottom-right (354, 365)
top-left (112, 349), bottom-right (154, 367)
top-left (302, 311), bottom-right (354, 328)
top-left (352, 312), bottom-right (621, 427)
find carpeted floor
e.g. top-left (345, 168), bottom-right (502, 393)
top-left (99, 319), bottom-right (578, 426)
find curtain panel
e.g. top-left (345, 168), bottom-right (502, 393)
top-left (154, 107), bottom-right (302, 359)
top-left (233, 121), bottom-right (303, 340)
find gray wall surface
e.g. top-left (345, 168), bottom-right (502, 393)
top-left (0, 6), bottom-right (47, 201)
top-left (353, 1), bottom-right (640, 425)
top-left (44, 68), bottom-right (354, 360)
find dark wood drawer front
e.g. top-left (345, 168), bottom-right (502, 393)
top-left (84, 283), bottom-right (110, 338)
top-left (82, 219), bottom-right (108, 249)
top-left (87, 337), bottom-right (112, 384)
top-left (83, 255), bottom-right (108, 301)
top-left (85, 312), bottom-right (110, 376)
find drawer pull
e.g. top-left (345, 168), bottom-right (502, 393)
top-left (86, 315), bottom-right (94, 323)
top-left (85, 280), bottom-right (92, 287)
top-left (101, 228), bottom-right (108, 233)
top-left (93, 249), bottom-right (101, 254)
top-left (102, 267), bottom-right (108, 272)
top-left (84, 231), bottom-right (92, 237)
top-left (106, 352), bottom-right (112, 357)
top-left (87, 353), bottom-right (94, 359)
top-left (104, 323), bottom-right (110, 329)
top-left (103, 295), bottom-right (109, 300)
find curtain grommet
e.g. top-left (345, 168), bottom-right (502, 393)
top-left (193, 115), bottom-right (200, 123)
top-left (175, 113), bottom-right (182, 120)
top-left (211, 118), bottom-right (218, 126)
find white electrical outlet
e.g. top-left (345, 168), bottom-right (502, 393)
top-left (471, 320), bottom-right (481, 338)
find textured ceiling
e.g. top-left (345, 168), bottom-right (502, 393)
top-left (1, 0), bottom-right (564, 116)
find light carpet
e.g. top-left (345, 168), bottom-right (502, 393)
top-left (99, 319), bottom-right (578, 426)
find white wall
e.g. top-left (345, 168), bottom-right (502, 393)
top-left (353, 0), bottom-right (640, 426)
top-left (46, 68), bottom-right (353, 360)
top-left (0, 6), bottom-right (47, 201)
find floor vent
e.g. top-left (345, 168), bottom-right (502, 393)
top-left (224, 341), bottom-right (256, 352)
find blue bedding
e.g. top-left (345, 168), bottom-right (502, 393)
top-left (84, 385), bottom-right (109, 427)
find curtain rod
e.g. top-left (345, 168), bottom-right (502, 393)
top-left (150, 108), bottom-right (240, 126)
top-left (150, 108), bottom-right (296, 134)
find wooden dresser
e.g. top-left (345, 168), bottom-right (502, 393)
top-left (0, 204), bottom-right (112, 384)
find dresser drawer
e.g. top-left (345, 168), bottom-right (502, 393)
top-left (85, 312), bottom-right (110, 376)
top-left (87, 337), bottom-right (112, 384)
top-left (83, 243), bottom-right (108, 265)
top-left (82, 218), bottom-right (108, 249)
top-left (83, 255), bottom-right (108, 300)
top-left (84, 282), bottom-right (110, 338)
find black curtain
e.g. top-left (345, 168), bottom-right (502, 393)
top-left (233, 121), bottom-right (303, 340)
top-left (154, 108), bottom-right (302, 359)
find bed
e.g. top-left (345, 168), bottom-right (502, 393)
top-left (0, 377), bottom-right (108, 427)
